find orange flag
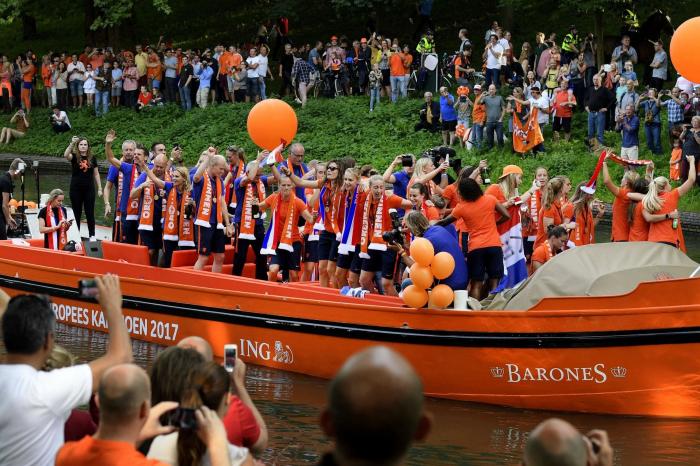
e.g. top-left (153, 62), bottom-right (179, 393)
top-left (512, 108), bottom-right (544, 154)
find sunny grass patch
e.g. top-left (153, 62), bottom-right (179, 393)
top-left (3, 95), bottom-right (698, 212)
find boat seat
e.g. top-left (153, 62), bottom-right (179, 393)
top-left (242, 263), bottom-right (256, 279)
top-left (171, 249), bottom-right (198, 267)
top-left (102, 241), bottom-right (151, 265)
top-left (28, 238), bottom-right (44, 248)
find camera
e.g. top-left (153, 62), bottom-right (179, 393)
top-left (184, 202), bottom-right (195, 219)
top-left (401, 154), bottom-right (414, 167)
top-left (251, 204), bottom-right (260, 219)
top-left (481, 167), bottom-right (491, 185)
top-left (78, 279), bottom-right (98, 298)
top-left (381, 210), bottom-right (404, 244)
top-left (224, 344), bottom-right (237, 372)
top-left (17, 162), bottom-right (26, 172)
top-left (166, 407), bottom-right (197, 430)
top-left (459, 95), bottom-right (467, 102)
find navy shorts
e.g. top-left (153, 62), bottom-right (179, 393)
top-left (139, 228), bottom-right (163, 251)
top-left (122, 220), bottom-right (139, 245)
top-left (467, 246), bottom-right (504, 282)
top-left (270, 241), bottom-right (302, 271)
top-left (318, 230), bottom-right (339, 262)
top-left (196, 226), bottom-right (227, 256)
top-left (303, 234), bottom-right (319, 263)
top-left (361, 248), bottom-right (398, 280)
top-left (337, 244), bottom-right (361, 274)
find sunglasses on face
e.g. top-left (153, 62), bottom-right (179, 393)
top-left (327, 166), bottom-right (338, 171)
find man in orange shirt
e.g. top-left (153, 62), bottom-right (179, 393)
top-left (217, 47), bottom-right (234, 102)
top-left (470, 84), bottom-right (486, 148)
top-left (389, 45), bottom-right (406, 102)
top-left (56, 363), bottom-right (232, 466)
top-left (20, 58), bottom-right (35, 112)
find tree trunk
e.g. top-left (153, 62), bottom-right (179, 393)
top-left (594, 9), bottom-right (605, 67)
top-left (503, 2), bottom-right (514, 34)
top-left (21, 13), bottom-right (37, 40)
top-left (84, 0), bottom-right (96, 44)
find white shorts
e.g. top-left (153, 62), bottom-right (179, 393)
top-left (620, 146), bottom-right (639, 161)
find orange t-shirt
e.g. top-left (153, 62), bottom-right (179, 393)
top-left (552, 89), bottom-right (575, 118)
top-left (563, 203), bottom-right (594, 246)
top-left (389, 53), bottom-right (405, 77)
top-left (56, 436), bottom-right (168, 466)
top-left (451, 195), bottom-right (501, 250)
top-left (611, 187), bottom-right (631, 241)
top-left (531, 242), bottom-right (552, 266)
top-left (485, 184), bottom-right (506, 203)
top-left (472, 95), bottom-right (486, 124)
top-left (441, 183), bottom-right (466, 232)
top-left (90, 54), bottom-right (105, 70)
top-left (147, 53), bottom-right (162, 79)
top-left (263, 194), bottom-right (308, 243)
top-left (22, 63), bottom-right (35, 83)
top-left (422, 203), bottom-right (440, 221)
top-left (535, 201), bottom-right (563, 248)
top-left (41, 64), bottom-right (52, 86)
top-left (647, 189), bottom-right (681, 245)
top-left (218, 51), bottom-right (234, 76)
top-left (628, 202), bottom-right (649, 242)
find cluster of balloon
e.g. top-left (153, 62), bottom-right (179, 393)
top-left (401, 238), bottom-right (456, 309)
top-left (670, 17), bottom-right (700, 83)
top-left (247, 99), bottom-right (298, 150)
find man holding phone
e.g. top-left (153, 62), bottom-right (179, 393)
top-left (0, 158), bottom-right (25, 240)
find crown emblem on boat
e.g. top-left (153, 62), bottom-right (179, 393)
top-left (490, 367), bottom-right (505, 378)
top-left (610, 366), bottom-right (627, 378)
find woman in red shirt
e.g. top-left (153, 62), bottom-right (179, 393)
top-left (642, 155), bottom-right (696, 249)
top-left (437, 177), bottom-right (510, 299)
top-left (551, 79), bottom-right (577, 142)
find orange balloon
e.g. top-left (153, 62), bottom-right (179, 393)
top-left (429, 284), bottom-right (454, 309)
top-left (9, 199), bottom-right (18, 207)
top-left (247, 99), bottom-right (298, 150)
top-left (402, 285), bottom-right (429, 308)
top-left (671, 17), bottom-right (700, 83)
top-left (410, 237), bottom-right (434, 267)
top-left (410, 263), bottom-right (434, 289)
top-left (431, 252), bottom-right (455, 280)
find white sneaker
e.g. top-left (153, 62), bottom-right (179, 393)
top-left (295, 98), bottom-right (302, 104)
top-left (89, 236), bottom-right (96, 241)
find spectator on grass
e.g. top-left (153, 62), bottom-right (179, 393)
top-left (178, 55), bottom-right (194, 110)
top-left (54, 61), bottom-right (69, 110)
top-left (137, 85), bottom-right (153, 111)
top-left (67, 54), bottom-right (85, 108)
top-left (661, 87), bottom-right (685, 144)
top-left (83, 63), bottom-right (96, 107)
top-left (551, 79), bottom-right (576, 143)
top-left (482, 83), bottom-right (506, 149)
top-left (611, 34), bottom-right (637, 72)
top-left (0, 108), bottom-right (29, 144)
top-left (368, 63), bottom-right (382, 112)
top-left (279, 43), bottom-right (295, 97)
top-left (50, 105), bottom-right (71, 133)
top-left (196, 59), bottom-right (214, 108)
top-left (111, 61), bottom-right (123, 108)
top-left (233, 62), bottom-right (249, 103)
top-left (177, 336), bottom-right (269, 454)
top-left (439, 86), bottom-right (458, 146)
top-left (292, 56), bottom-right (315, 108)
top-left (123, 58), bottom-right (139, 108)
top-left (649, 40), bottom-right (668, 92)
top-left (638, 88), bottom-right (663, 155)
top-left (616, 104), bottom-right (640, 161)
top-left (584, 74), bottom-right (613, 149)
top-left (163, 48), bottom-right (178, 103)
top-left (471, 84), bottom-right (485, 148)
top-left (483, 34), bottom-right (503, 89)
top-left (318, 346), bottom-right (431, 466)
top-left (94, 61), bottom-right (112, 116)
top-left (522, 418), bottom-right (613, 466)
top-left (246, 47), bottom-right (261, 103)
top-left (415, 91), bottom-right (440, 132)
top-left (0, 275), bottom-right (132, 466)
top-left (56, 364), bottom-right (183, 466)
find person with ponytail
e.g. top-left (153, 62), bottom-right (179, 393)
top-left (602, 153), bottom-right (653, 241)
top-left (223, 146), bottom-right (246, 218)
top-left (522, 167), bottom-right (548, 261)
top-left (147, 361), bottom-right (253, 466)
top-left (562, 182), bottom-right (605, 247)
top-left (407, 182), bottom-right (440, 224)
top-left (534, 176), bottom-right (575, 249)
top-left (140, 164), bottom-right (195, 267)
top-left (531, 225), bottom-right (568, 272)
top-left (335, 167), bottom-right (364, 289)
top-left (38, 189), bottom-right (72, 250)
top-left (407, 156), bottom-right (449, 198)
top-left (626, 178), bottom-right (650, 242)
top-left (64, 136), bottom-right (102, 241)
top-left (642, 155), bottom-right (696, 249)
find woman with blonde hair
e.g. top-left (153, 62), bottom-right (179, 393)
top-left (38, 188), bottom-right (73, 250)
top-left (602, 153), bottom-right (653, 241)
top-left (642, 156), bottom-right (696, 249)
top-left (562, 182), bottom-right (605, 246)
top-left (407, 156), bottom-right (449, 197)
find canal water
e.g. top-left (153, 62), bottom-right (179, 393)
top-left (6, 160), bottom-right (700, 464)
top-left (52, 323), bottom-right (700, 466)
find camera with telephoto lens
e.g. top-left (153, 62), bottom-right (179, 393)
top-left (426, 146), bottom-right (460, 169)
top-left (381, 210), bottom-right (404, 245)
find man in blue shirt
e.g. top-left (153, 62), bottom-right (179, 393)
top-left (131, 155), bottom-right (168, 265)
top-left (163, 49), bottom-right (179, 103)
top-left (396, 211), bottom-right (468, 293)
top-left (382, 154), bottom-right (414, 217)
top-left (196, 60), bottom-right (214, 108)
top-left (616, 104), bottom-right (640, 161)
top-left (233, 153), bottom-right (272, 280)
top-left (277, 143), bottom-right (309, 201)
top-left (103, 139), bottom-right (136, 242)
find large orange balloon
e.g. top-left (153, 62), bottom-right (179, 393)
top-left (410, 263), bottom-right (434, 289)
top-left (429, 284), bottom-right (454, 309)
top-left (402, 285), bottom-right (429, 308)
top-left (410, 238), bottom-right (434, 267)
top-left (671, 17), bottom-right (700, 83)
top-left (431, 252), bottom-right (455, 280)
top-left (247, 99), bottom-right (298, 150)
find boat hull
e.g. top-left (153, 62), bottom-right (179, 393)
top-left (2, 243), bottom-right (700, 418)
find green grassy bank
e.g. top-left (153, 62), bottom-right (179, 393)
top-left (2, 96), bottom-right (698, 211)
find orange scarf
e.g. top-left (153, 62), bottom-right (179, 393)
top-left (238, 180), bottom-right (267, 240)
top-left (260, 193), bottom-right (297, 255)
top-left (570, 204), bottom-right (594, 246)
top-left (115, 170), bottom-right (124, 221)
top-left (227, 161), bottom-right (245, 208)
top-left (162, 187), bottom-right (195, 246)
top-left (359, 193), bottom-right (388, 259)
top-left (45, 206), bottom-right (68, 250)
top-left (125, 165), bottom-right (141, 220)
top-left (137, 182), bottom-right (157, 231)
top-left (195, 175), bottom-right (224, 230)
top-left (303, 188), bottom-right (320, 240)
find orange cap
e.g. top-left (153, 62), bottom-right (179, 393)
top-left (498, 164), bottom-right (524, 179)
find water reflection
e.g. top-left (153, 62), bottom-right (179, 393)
top-left (51, 324), bottom-right (700, 465)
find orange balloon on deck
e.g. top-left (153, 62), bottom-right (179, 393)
top-left (402, 285), bottom-right (429, 308)
top-left (670, 17), bottom-right (700, 83)
top-left (432, 252), bottom-right (455, 280)
top-left (247, 99), bottom-right (298, 150)
top-left (429, 284), bottom-right (454, 309)
top-left (410, 238), bottom-right (434, 267)
top-left (410, 263), bottom-right (434, 289)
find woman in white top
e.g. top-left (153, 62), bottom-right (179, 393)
top-left (147, 361), bottom-right (254, 466)
top-left (83, 63), bottom-right (96, 106)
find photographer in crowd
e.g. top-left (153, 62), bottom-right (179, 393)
top-left (0, 274), bottom-right (132, 466)
top-left (0, 157), bottom-right (25, 240)
top-left (522, 418), bottom-right (613, 466)
top-left (50, 105), bottom-right (71, 133)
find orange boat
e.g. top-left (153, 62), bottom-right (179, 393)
top-left (1, 240), bottom-right (700, 419)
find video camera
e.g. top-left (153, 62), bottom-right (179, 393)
top-left (423, 146), bottom-right (461, 171)
top-left (381, 210), bottom-right (404, 245)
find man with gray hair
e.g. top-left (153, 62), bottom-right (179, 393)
top-left (522, 418), bottom-right (613, 466)
top-left (0, 157), bottom-right (24, 239)
top-left (616, 103), bottom-right (640, 161)
top-left (278, 142), bottom-right (309, 201)
top-left (103, 139), bottom-right (136, 242)
top-left (414, 91), bottom-right (440, 132)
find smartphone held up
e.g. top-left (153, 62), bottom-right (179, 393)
top-left (224, 344), bottom-right (237, 372)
